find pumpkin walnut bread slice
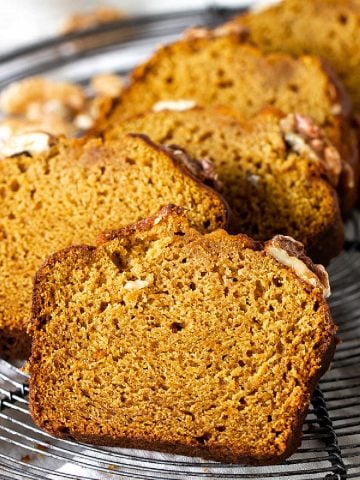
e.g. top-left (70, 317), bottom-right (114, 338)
top-left (28, 205), bottom-right (336, 465)
top-left (0, 133), bottom-right (227, 359)
top-left (102, 26), bottom-right (357, 213)
top-left (230, 0), bottom-right (360, 117)
top-left (105, 105), bottom-right (344, 265)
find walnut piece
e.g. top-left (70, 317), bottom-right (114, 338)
top-left (90, 74), bottom-right (125, 98)
top-left (0, 132), bottom-right (53, 157)
top-left (60, 7), bottom-right (127, 34)
top-left (152, 100), bottom-right (196, 112)
top-left (0, 77), bottom-right (85, 117)
top-left (280, 113), bottom-right (342, 187)
top-left (162, 144), bottom-right (223, 192)
top-left (265, 235), bottom-right (331, 298)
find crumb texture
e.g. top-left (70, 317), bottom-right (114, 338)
top-left (233, 0), bottom-right (360, 113)
top-left (103, 29), bottom-right (357, 213)
top-left (29, 207), bottom-right (336, 464)
top-left (106, 107), bottom-right (344, 263)
top-left (106, 32), bottom-right (348, 163)
top-left (0, 134), bottom-right (226, 358)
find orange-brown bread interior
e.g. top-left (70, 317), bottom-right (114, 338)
top-left (29, 207), bottom-right (336, 465)
top-left (0, 134), bottom-right (226, 359)
top-left (103, 30), bottom-right (357, 213)
top-left (105, 107), bottom-right (344, 264)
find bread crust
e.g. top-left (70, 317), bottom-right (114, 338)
top-left (29, 206), bottom-right (337, 465)
top-left (231, 2), bottom-right (360, 214)
top-left (128, 133), bottom-right (230, 231)
top-left (103, 105), bottom-right (344, 264)
top-left (1, 133), bottom-right (230, 359)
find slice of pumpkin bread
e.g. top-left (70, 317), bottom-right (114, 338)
top-left (231, 0), bottom-right (360, 116)
top-left (103, 26), bottom-right (356, 212)
top-left (105, 105), bottom-right (344, 264)
top-left (229, 1), bottom-right (360, 209)
top-left (0, 133), bottom-right (227, 359)
top-left (28, 205), bottom-right (336, 465)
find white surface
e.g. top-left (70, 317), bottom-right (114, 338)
top-left (0, 0), bottom-right (263, 53)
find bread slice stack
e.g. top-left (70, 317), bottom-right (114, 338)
top-left (102, 25), bottom-right (357, 214)
top-left (28, 206), bottom-right (336, 465)
top-left (105, 105), bottom-right (344, 264)
top-left (0, 132), bottom-right (227, 359)
top-left (2, 1), bottom-right (353, 466)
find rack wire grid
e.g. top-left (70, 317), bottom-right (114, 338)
top-left (0, 5), bottom-right (359, 479)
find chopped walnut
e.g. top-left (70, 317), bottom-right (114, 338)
top-left (162, 144), bottom-right (223, 192)
top-left (90, 74), bottom-right (125, 98)
top-left (280, 113), bottom-right (342, 187)
top-left (124, 279), bottom-right (149, 291)
top-left (265, 235), bottom-right (331, 298)
top-left (0, 132), bottom-right (53, 157)
top-left (152, 100), bottom-right (196, 112)
top-left (0, 77), bottom-right (85, 118)
top-left (61, 7), bottom-right (127, 34)
top-left (0, 116), bottom-right (76, 138)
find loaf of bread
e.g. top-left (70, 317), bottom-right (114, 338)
top-left (105, 105), bottom-right (344, 264)
top-left (103, 26), bottom-right (357, 212)
top-left (28, 205), bottom-right (336, 465)
top-left (0, 132), bottom-right (227, 359)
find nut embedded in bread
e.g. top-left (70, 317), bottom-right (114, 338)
top-left (0, 133), bottom-right (227, 359)
top-left (104, 105), bottom-right (344, 264)
top-left (102, 26), bottom-right (356, 214)
top-left (28, 206), bottom-right (337, 465)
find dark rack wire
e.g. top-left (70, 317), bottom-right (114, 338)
top-left (0, 6), bottom-right (359, 479)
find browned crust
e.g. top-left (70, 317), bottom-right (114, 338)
top-left (29, 205), bottom-right (337, 465)
top-left (317, 58), bottom-right (359, 215)
top-left (96, 203), bottom-right (185, 244)
top-left (107, 108), bottom-right (344, 262)
top-left (317, 57), bottom-right (352, 120)
top-left (125, 133), bottom-right (231, 232)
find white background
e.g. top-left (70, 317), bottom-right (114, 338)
top-left (0, 0), bottom-right (275, 53)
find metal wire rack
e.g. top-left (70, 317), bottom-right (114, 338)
top-left (0, 5), bottom-right (359, 479)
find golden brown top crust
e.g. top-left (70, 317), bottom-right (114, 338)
top-left (98, 206), bottom-right (330, 298)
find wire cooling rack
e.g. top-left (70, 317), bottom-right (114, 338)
top-left (0, 6), bottom-right (359, 479)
